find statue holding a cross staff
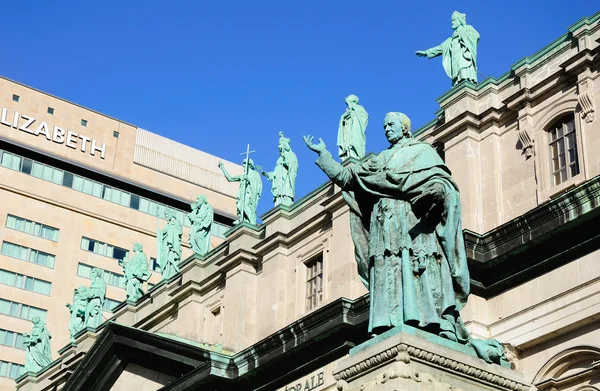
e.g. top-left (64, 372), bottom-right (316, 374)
top-left (218, 144), bottom-right (263, 225)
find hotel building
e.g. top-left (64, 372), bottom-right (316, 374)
top-left (0, 76), bottom-right (242, 389)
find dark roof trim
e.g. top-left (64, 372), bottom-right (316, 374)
top-left (62, 295), bottom-right (369, 391)
top-left (466, 176), bottom-right (600, 297)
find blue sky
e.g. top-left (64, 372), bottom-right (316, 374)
top-left (2, 1), bottom-right (598, 216)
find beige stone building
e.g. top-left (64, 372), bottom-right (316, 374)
top-left (0, 76), bottom-right (244, 390)
top-left (8, 9), bottom-right (600, 391)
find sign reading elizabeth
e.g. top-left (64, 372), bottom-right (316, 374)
top-left (0, 107), bottom-right (107, 159)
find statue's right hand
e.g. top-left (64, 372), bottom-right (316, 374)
top-left (303, 135), bottom-right (326, 154)
top-left (416, 50), bottom-right (428, 57)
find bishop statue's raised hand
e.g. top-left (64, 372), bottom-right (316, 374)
top-left (303, 135), bottom-right (327, 155)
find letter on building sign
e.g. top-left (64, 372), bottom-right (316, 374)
top-left (52, 126), bottom-right (65, 144)
top-left (12, 112), bottom-right (19, 128)
top-left (19, 115), bottom-right (36, 134)
top-left (0, 108), bottom-right (11, 126)
top-left (79, 135), bottom-right (91, 153)
top-left (90, 140), bottom-right (106, 159)
top-left (66, 131), bottom-right (78, 149)
top-left (35, 122), bottom-right (52, 141)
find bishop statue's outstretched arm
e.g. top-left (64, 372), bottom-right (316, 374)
top-left (303, 135), bottom-right (353, 189)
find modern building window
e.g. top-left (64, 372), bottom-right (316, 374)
top-left (47, 107), bottom-right (54, 115)
top-left (0, 298), bottom-right (46, 321)
top-left (1, 242), bottom-right (55, 268)
top-left (6, 215), bottom-right (59, 241)
top-left (103, 298), bottom-right (121, 312)
top-left (305, 254), bottom-right (324, 311)
top-left (80, 237), bottom-right (128, 261)
top-left (71, 290), bottom-right (120, 313)
top-left (0, 359), bottom-right (25, 379)
top-left (113, 131), bottom-right (119, 138)
top-left (0, 269), bottom-right (52, 295)
top-left (11, 94), bottom-right (19, 103)
top-left (81, 119), bottom-right (87, 127)
top-left (150, 257), bottom-right (160, 272)
top-left (549, 114), bottom-right (579, 186)
top-left (0, 329), bottom-right (25, 350)
top-left (0, 148), bottom-right (231, 238)
top-left (77, 263), bottom-right (125, 289)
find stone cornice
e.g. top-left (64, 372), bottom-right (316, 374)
top-left (465, 176), bottom-right (600, 296)
top-left (333, 332), bottom-right (530, 391)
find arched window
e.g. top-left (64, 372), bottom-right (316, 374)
top-left (548, 114), bottom-right (579, 186)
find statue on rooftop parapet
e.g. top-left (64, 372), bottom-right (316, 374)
top-left (304, 112), bottom-right (509, 367)
top-left (158, 209), bottom-right (183, 280)
top-left (66, 286), bottom-right (87, 341)
top-left (337, 94), bottom-right (369, 161)
top-left (187, 195), bottom-right (213, 256)
top-left (260, 132), bottom-right (298, 207)
top-left (416, 11), bottom-right (480, 86)
top-left (83, 268), bottom-right (107, 329)
top-left (23, 316), bottom-right (52, 372)
top-left (219, 158), bottom-right (262, 225)
top-left (119, 243), bottom-right (151, 301)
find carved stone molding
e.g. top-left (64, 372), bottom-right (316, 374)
top-left (336, 350), bottom-right (462, 391)
top-left (333, 342), bottom-right (531, 391)
top-left (578, 89), bottom-right (596, 123)
top-left (503, 343), bottom-right (521, 372)
top-left (518, 126), bottom-right (535, 158)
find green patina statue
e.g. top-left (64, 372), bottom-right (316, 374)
top-left (23, 316), bottom-right (52, 373)
top-left (416, 11), bottom-right (480, 86)
top-left (337, 94), bottom-right (369, 160)
top-left (84, 268), bottom-right (107, 329)
top-left (119, 243), bottom-right (151, 301)
top-left (187, 195), bottom-right (213, 256)
top-left (304, 112), bottom-right (508, 367)
top-left (66, 269), bottom-right (107, 340)
top-left (158, 209), bottom-right (183, 280)
top-left (260, 132), bottom-right (298, 207)
top-left (66, 286), bottom-right (87, 341)
top-left (219, 158), bottom-right (262, 225)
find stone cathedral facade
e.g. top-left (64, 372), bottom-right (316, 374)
top-left (7, 10), bottom-right (600, 391)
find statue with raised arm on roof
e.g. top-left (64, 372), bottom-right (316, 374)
top-left (218, 158), bottom-right (262, 225)
top-left (416, 11), bottom-right (480, 86)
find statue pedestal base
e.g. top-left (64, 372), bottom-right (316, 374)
top-left (333, 326), bottom-right (532, 391)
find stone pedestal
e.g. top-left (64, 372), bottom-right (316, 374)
top-left (333, 326), bottom-right (534, 391)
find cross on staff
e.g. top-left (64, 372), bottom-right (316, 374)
top-left (239, 144), bottom-right (255, 222)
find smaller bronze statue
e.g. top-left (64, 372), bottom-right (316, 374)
top-left (416, 11), bottom-right (480, 86)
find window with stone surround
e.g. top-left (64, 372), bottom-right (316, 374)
top-left (305, 254), bottom-right (324, 311)
top-left (548, 114), bottom-right (579, 186)
top-left (211, 306), bottom-right (222, 342)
